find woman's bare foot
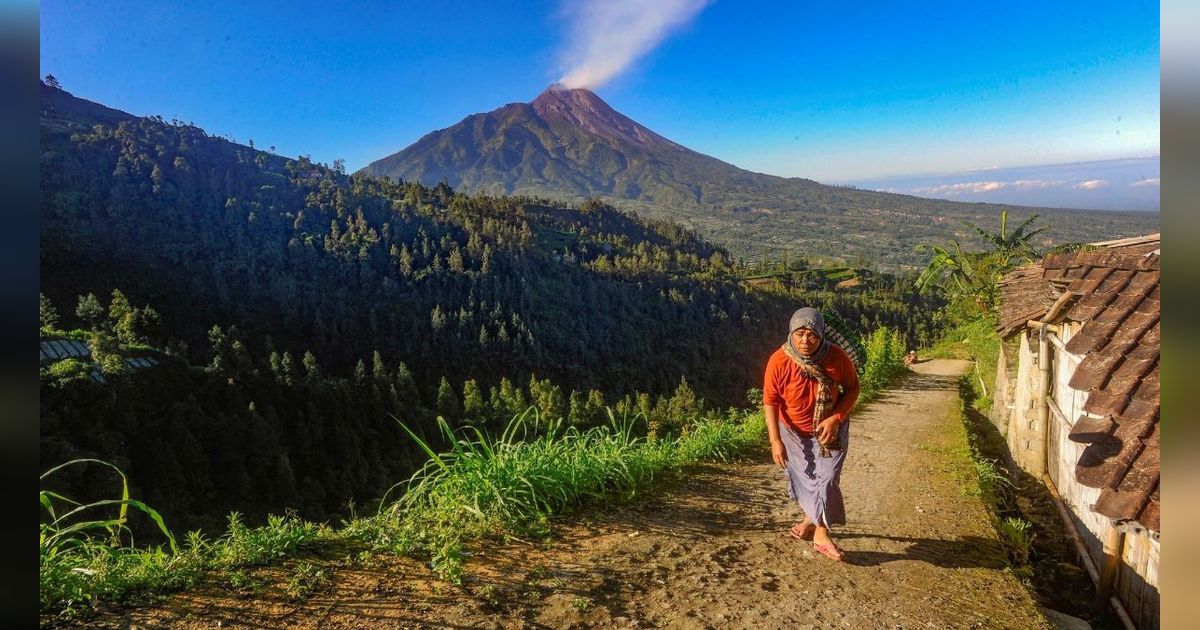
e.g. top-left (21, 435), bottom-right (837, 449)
top-left (811, 525), bottom-right (845, 560)
top-left (789, 519), bottom-right (815, 541)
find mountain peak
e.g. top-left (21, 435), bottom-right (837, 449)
top-left (532, 85), bottom-right (613, 117)
top-left (530, 85), bottom-right (677, 151)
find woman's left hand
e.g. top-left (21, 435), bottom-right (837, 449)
top-left (816, 416), bottom-right (840, 444)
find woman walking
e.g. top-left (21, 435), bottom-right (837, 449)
top-left (763, 307), bottom-right (860, 561)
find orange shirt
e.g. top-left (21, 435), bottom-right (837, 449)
top-left (763, 344), bottom-right (858, 434)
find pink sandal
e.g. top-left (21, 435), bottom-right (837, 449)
top-left (811, 541), bottom-right (845, 561)
top-left (789, 522), bottom-right (815, 541)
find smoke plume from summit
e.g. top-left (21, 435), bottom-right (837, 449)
top-left (556, 0), bottom-right (711, 90)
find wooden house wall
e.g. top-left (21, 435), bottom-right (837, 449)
top-left (1044, 324), bottom-right (1159, 629)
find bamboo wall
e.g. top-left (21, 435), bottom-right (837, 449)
top-left (996, 325), bottom-right (1160, 629)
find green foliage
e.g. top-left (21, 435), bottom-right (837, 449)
top-left (40, 463), bottom-right (320, 616)
top-left (87, 330), bottom-right (127, 376)
top-left (999, 516), bottom-right (1035, 566)
top-left (461, 379), bottom-right (486, 426)
top-left (75, 293), bottom-right (104, 331)
top-left (46, 358), bottom-right (91, 383)
top-left (858, 327), bottom-right (908, 404)
top-left (41, 293), bottom-right (60, 331)
top-left (40, 459), bottom-right (185, 616)
top-left (285, 561), bottom-right (329, 599)
top-left (226, 569), bottom-right (263, 596)
top-left (435, 377), bottom-right (461, 420)
top-left (368, 408), bottom-right (764, 583)
top-left (925, 315), bottom-right (1000, 412)
top-left (209, 512), bottom-right (319, 569)
top-left (916, 210), bottom-right (1047, 317)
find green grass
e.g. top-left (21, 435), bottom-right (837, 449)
top-left (999, 516), bottom-right (1035, 566)
top-left (858, 326), bottom-right (908, 404)
top-left (924, 314), bottom-right (1000, 412)
top-left (40, 406), bottom-right (766, 616)
top-left (40, 460), bottom-right (324, 619)
top-left (354, 408), bottom-right (764, 582)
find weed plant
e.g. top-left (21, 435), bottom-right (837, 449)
top-left (362, 407), bottom-right (763, 582)
top-left (858, 327), bottom-right (908, 403)
top-left (40, 462), bottom-right (320, 618)
top-left (285, 561), bottom-right (329, 599)
top-left (41, 405), bottom-right (765, 614)
top-left (999, 516), bottom-right (1035, 565)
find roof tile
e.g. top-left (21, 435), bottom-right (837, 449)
top-left (1066, 292), bottom-right (1115, 321)
top-left (1069, 415), bottom-right (1116, 444)
top-left (1064, 327), bottom-right (1108, 355)
top-left (1000, 236), bottom-right (1161, 532)
top-left (1093, 487), bottom-right (1153, 524)
top-left (1077, 436), bottom-right (1123, 487)
top-left (1082, 387), bottom-right (1130, 418)
top-left (1096, 269), bottom-right (1135, 294)
top-left (1138, 488), bottom-right (1160, 531)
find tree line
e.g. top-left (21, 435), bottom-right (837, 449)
top-left (40, 91), bottom-right (947, 531)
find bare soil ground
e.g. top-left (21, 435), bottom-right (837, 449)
top-left (79, 359), bottom-right (1050, 629)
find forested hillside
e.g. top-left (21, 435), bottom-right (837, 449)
top-left (40, 83), bottom-right (942, 532)
top-left (363, 86), bottom-right (1159, 267)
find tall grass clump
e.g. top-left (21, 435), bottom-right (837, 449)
top-left (999, 516), bottom-right (1035, 566)
top-left (40, 459), bottom-right (194, 615)
top-left (858, 326), bottom-right (907, 403)
top-left (40, 460), bottom-right (322, 618)
top-left (364, 407), bottom-right (763, 582)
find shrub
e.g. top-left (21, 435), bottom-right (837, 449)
top-left (858, 327), bottom-right (907, 403)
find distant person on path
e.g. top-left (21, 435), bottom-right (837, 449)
top-left (763, 307), bottom-right (860, 561)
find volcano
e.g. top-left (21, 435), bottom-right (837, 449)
top-left (361, 86), bottom-right (1158, 266)
top-left (361, 85), bottom-right (819, 209)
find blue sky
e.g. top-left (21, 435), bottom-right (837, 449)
top-left (41, 0), bottom-right (1159, 190)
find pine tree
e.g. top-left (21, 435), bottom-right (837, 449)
top-left (207, 325), bottom-right (229, 375)
top-left (372, 351), bottom-right (388, 383)
top-left (667, 376), bottom-right (700, 422)
top-left (108, 289), bottom-right (135, 343)
top-left (302, 350), bottom-right (320, 382)
top-left (75, 293), bottom-right (104, 331)
top-left (280, 351), bottom-right (297, 386)
top-left (268, 351), bottom-right (283, 379)
top-left (353, 359), bottom-right (368, 383)
top-left (586, 389), bottom-right (606, 425)
top-left (395, 362), bottom-right (420, 409)
top-left (40, 293), bottom-right (59, 331)
top-left (88, 330), bottom-right (127, 375)
top-left (436, 376), bottom-right (461, 420)
top-left (462, 379), bottom-right (486, 426)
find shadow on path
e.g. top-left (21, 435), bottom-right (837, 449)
top-left (837, 532), bottom-right (1008, 569)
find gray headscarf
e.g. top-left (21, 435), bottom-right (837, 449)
top-left (786, 307), bottom-right (832, 364)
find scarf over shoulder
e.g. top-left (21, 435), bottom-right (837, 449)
top-left (781, 307), bottom-right (842, 457)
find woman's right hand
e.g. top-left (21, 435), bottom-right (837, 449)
top-left (771, 439), bottom-right (787, 468)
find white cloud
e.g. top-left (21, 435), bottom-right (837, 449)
top-left (557, 0), bottom-right (712, 90)
top-left (1130, 177), bottom-right (1160, 187)
top-left (1073, 179), bottom-right (1110, 190)
top-left (1010, 179), bottom-right (1065, 190)
top-left (910, 181), bottom-right (1008, 196)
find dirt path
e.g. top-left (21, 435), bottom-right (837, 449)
top-left (84, 359), bottom-right (1049, 629)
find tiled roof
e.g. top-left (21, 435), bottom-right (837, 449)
top-left (997, 263), bottom-right (1056, 337)
top-left (39, 339), bottom-right (91, 361)
top-left (1041, 239), bottom-right (1160, 531)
